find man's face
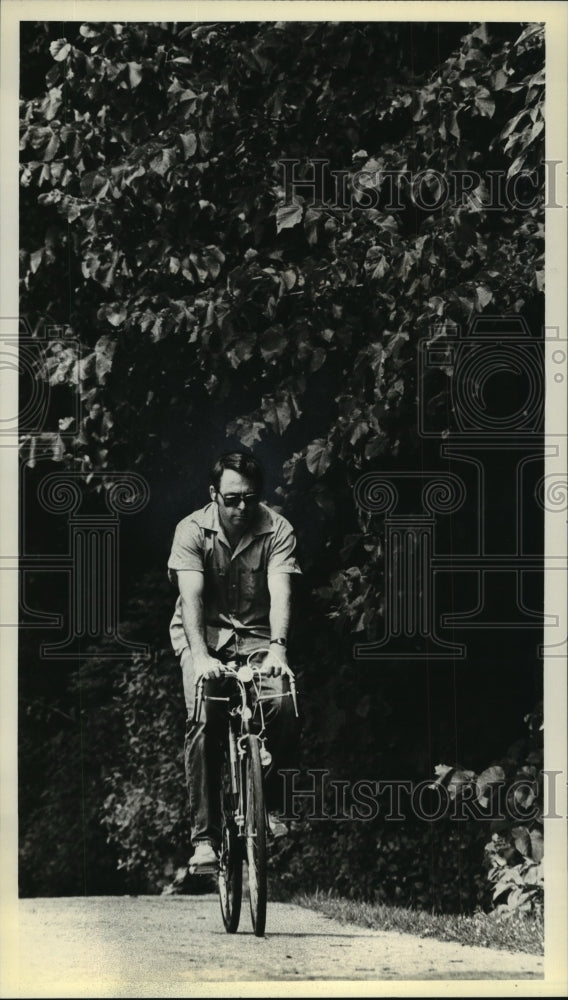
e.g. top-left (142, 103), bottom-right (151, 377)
top-left (210, 469), bottom-right (260, 535)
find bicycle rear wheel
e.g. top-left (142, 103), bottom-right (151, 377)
top-left (245, 734), bottom-right (267, 937)
top-left (219, 749), bottom-right (242, 933)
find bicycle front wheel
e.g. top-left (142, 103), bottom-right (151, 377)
top-left (245, 734), bottom-right (267, 937)
top-left (219, 750), bottom-right (243, 933)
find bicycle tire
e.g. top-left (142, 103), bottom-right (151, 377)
top-left (245, 734), bottom-right (267, 937)
top-left (219, 750), bottom-right (243, 933)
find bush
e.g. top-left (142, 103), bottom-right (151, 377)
top-left (101, 648), bottom-right (189, 892)
top-left (430, 702), bottom-right (544, 915)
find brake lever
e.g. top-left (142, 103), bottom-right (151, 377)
top-left (194, 676), bottom-right (204, 723)
top-left (288, 674), bottom-right (299, 718)
top-left (257, 664), bottom-right (299, 718)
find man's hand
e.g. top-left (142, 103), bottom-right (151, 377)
top-left (262, 646), bottom-right (292, 678)
top-left (194, 653), bottom-right (223, 681)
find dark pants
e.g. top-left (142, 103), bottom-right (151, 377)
top-left (180, 646), bottom-right (298, 847)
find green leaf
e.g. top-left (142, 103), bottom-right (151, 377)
top-left (199, 130), bottom-right (213, 155)
top-left (281, 268), bottom-right (297, 290)
top-left (43, 133), bottom-right (60, 162)
top-left (80, 171), bottom-right (109, 199)
top-left (310, 347), bottom-right (326, 372)
top-left (514, 782), bottom-right (537, 810)
top-left (529, 120), bottom-right (544, 143)
top-left (430, 764), bottom-right (476, 800)
top-left (150, 148), bottom-right (176, 176)
top-left (262, 395), bottom-right (291, 434)
top-left (189, 252), bottom-right (209, 283)
top-left (365, 246), bottom-right (389, 280)
top-left (259, 324), bottom-right (287, 362)
top-left (226, 331), bottom-right (256, 368)
top-left (261, 387), bottom-right (302, 435)
top-left (522, 861), bottom-right (543, 887)
top-left (49, 39), bottom-right (71, 62)
top-left (94, 335), bottom-right (116, 383)
top-left (349, 421), bottom-right (369, 446)
top-left (511, 826), bottom-right (531, 857)
top-left (515, 24), bottom-right (543, 47)
top-left (378, 215), bottom-right (399, 234)
top-left (304, 207), bottom-right (321, 245)
top-left (42, 87), bottom-right (63, 122)
top-left (365, 435), bottom-right (388, 460)
top-left (203, 245), bottom-right (225, 279)
top-left (306, 439), bottom-right (332, 476)
top-left (226, 415), bottom-right (265, 448)
top-left (491, 68), bottom-right (509, 91)
top-left (276, 201), bottom-right (303, 234)
top-left (128, 62), bottom-right (143, 89)
top-left (30, 248), bottom-right (44, 274)
top-left (474, 88), bottom-right (495, 118)
top-left (98, 303), bottom-right (127, 328)
top-left (475, 764), bottom-right (505, 804)
top-left (50, 433), bottom-right (65, 461)
top-left (507, 154), bottom-right (527, 178)
top-left (528, 829), bottom-right (544, 863)
top-left (79, 24), bottom-right (100, 38)
top-left (476, 284), bottom-right (493, 310)
top-left (180, 131), bottom-right (197, 160)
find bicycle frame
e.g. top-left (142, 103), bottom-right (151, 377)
top-left (193, 649), bottom-right (298, 936)
top-left (194, 650), bottom-right (298, 834)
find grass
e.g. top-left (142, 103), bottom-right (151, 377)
top-left (292, 891), bottom-right (544, 956)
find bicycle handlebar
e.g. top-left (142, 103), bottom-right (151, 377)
top-left (193, 651), bottom-right (298, 721)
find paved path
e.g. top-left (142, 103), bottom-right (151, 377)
top-left (5, 895), bottom-right (543, 996)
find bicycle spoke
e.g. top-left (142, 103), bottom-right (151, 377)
top-left (218, 745), bottom-right (242, 933)
top-left (245, 735), bottom-right (267, 937)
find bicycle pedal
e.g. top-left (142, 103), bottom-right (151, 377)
top-left (188, 861), bottom-right (219, 876)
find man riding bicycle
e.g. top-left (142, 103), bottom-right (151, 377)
top-left (168, 451), bottom-right (301, 873)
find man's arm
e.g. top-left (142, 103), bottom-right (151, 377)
top-left (264, 573), bottom-right (293, 677)
top-left (177, 570), bottom-right (222, 680)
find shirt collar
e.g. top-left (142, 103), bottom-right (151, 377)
top-left (193, 501), bottom-right (275, 546)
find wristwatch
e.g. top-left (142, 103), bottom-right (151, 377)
top-left (270, 638), bottom-right (287, 647)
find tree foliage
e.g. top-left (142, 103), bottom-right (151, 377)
top-left (20, 20), bottom-right (544, 493)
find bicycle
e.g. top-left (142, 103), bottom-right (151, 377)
top-left (194, 649), bottom-right (298, 937)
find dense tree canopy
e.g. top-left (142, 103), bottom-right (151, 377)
top-left (19, 20), bottom-right (544, 904)
top-left (20, 21), bottom-right (544, 491)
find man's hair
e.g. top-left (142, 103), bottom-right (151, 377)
top-left (210, 452), bottom-right (264, 493)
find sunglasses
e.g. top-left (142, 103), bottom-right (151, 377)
top-left (217, 491), bottom-right (260, 508)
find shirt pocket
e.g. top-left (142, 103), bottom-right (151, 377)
top-left (238, 567), bottom-right (269, 621)
top-left (204, 565), bottom-right (228, 617)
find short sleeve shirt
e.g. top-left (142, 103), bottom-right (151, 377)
top-left (167, 501), bottom-right (301, 655)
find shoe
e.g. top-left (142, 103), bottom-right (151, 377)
top-left (188, 841), bottom-right (219, 874)
top-left (268, 812), bottom-right (289, 839)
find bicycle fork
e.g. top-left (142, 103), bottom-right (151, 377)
top-left (232, 731), bottom-right (269, 841)
top-left (228, 727), bottom-right (247, 837)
